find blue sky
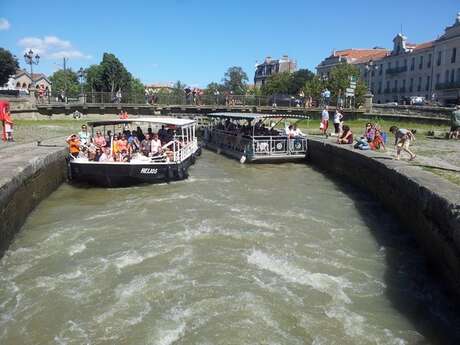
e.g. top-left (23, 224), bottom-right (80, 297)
top-left (0, 0), bottom-right (458, 87)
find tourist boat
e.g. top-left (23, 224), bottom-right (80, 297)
top-left (68, 117), bottom-right (200, 187)
top-left (202, 112), bottom-right (309, 163)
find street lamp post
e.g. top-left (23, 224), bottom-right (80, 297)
top-left (365, 60), bottom-right (378, 95)
top-left (77, 67), bottom-right (86, 102)
top-left (23, 49), bottom-right (40, 91)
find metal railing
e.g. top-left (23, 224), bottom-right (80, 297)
top-left (208, 129), bottom-right (307, 157)
top-left (37, 91), bottom-right (353, 109)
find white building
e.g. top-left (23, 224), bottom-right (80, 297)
top-left (317, 13), bottom-right (460, 105)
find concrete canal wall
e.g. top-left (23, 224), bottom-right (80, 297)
top-left (0, 140), bottom-right (67, 258)
top-left (307, 138), bottom-right (460, 299)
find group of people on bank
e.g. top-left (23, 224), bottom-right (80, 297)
top-left (66, 124), bottom-right (181, 162)
top-left (319, 106), bottom-right (418, 160)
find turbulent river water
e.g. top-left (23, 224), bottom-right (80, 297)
top-left (1, 151), bottom-right (460, 345)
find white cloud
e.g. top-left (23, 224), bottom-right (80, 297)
top-left (0, 18), bottom-right (10, 30)
top-left (18, 35), bottom-right (91, 60)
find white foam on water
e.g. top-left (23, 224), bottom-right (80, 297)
top-left (113, 251), bottom-right (146, 270)
top-left (126, 303), bottom-right (152, 326)
top-left (154, 322), bottom-right (186, 345)
top-left (325, 305), bottom-right (408, 344)
top-left (60, 270), bottom-right (83, 280)
top-left (68, 243), bottom-right (87, 256)
top-left (247, 250), bottom-right (352, 304)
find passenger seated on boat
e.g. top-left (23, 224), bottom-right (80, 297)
top-left (98, 147), bottom-right (112, 162)
top-left (105, 130), bottom-right (112, 147)
top-left (78, 125), bottom-right (90, 146)
top-left (140, 133), bottom-right (151, 156)
top-left (94, 147), bottom-right (103, 161)
top-left (147, 128), bottom-right (154, 138)
top-left (87, 143), bottom-right (98, 161)
top-left (129, 130), bottom-right (141, 153)
top-left (136, 127), bottom-right (145, 141)
top-left (93, 130), bottom-right (106, 148)
top-left (293, 124), bottom-right (305, 137)
top-left (158, 125), bottom-right (167, 142)
top-left (78, 145), bottom-right (89, 159)
top-left (112, 134), bottom-right (120, 155)
top-left (118, 134), bottom-right (129, 153)
top-left (120, 149), bottom-right (130, 162)
top-left (151, 134), bottom-right (163, 156)
top-left (66, 134), bottom-right (80, 158)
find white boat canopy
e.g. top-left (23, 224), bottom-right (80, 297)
top-left (86, 117), bottom-right (196, 128)
top-left (207, 113), bottom-right (311, 120)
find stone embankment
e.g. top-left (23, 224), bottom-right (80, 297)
top-left (307, 138), bottom-right (460, 299)
top-left (0, 139), bottom-right (67, 257)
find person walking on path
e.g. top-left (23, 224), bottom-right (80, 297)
top-left (449, 105), bottom-right (460, 139)
top-left (390, 126), bottom-right (416, 161)
top-left (320, 107), bottom-right (329, 137)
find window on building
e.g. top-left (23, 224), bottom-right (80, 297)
top-left (445, 70), bottom-right (450, 82)
top-left (436, 73), bottom-right (440, 85)
top-left (386, 81), bottom-right (390, 92)
top-left (419, 56), bottom-right (424, 70)
top-left (452, 48), bottom-right (457, 64)
top-left (409, 78), bottom-right (414, 92)
top-left (388, 62), bottom-right (392, 70)
top-left (417, 77), bottom-right (422, 91)
top-left (410, 58), bottom-right (415, 71)
top-left (379, 64), bottom-right (383, 76)
top-left (451, 69), bottom-right (455, 83)
top-left (378, 81), bottom-right (382, 94)
top-left (404, 59), bottom-right (407, 68)
top-left (426, 76), bottom-right (430, 91)
top-left (396, 60), bottom-right (399, 68)
top-left (427, 54), bottom-right (432, 68)
top-left (402, 79), bottom-right (406, 92)
top-left (437, 51), bottom-right (442, 66)
top-left (457, 68), bottom-right (460, 82)
top-left (394, 79), bottom-right (398, 91)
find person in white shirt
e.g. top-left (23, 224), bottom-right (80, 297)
top-left (333, 110), bottom-right (343, 136)
top-left (78, 124), bottom-right (90, 146)
top-left (321, 107), bottom-right (329, 137)
top-left (151, 134), bottom-right (163, 156)
top-left (292, 124), bottom-right (305, 137)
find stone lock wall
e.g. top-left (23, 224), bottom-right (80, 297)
top-left (307, 138), bottom-right (460, 299)
top-left (0, 141), bottom-right (68, 257)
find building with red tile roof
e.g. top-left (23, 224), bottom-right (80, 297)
top-left (316, 13), bottom-right (460, 106)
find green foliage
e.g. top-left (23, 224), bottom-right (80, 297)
top-left (302, 76), bottom-right (324, 100)
top-left (327, 63), bottom-right (366, 105)
top-left (261, 72), bottom-right (292, 95)
top-left (289, 69), bottom-right (314, 94)
top-left (204, 82), bottom-right (225, 95)
top-left (222, 66), bottom-right (248, 94)
top-left (85, 64), bottom-right (103, 92)
top-left (99, 53), bottom-right (131, 93)
top-left (0, 48), bottom-right (19, 86)
top-left (49, 69), bottom-right (80, 97)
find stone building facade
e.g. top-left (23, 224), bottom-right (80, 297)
top-left (2, 69), bottom-right (52, 94)
top-left (316, 13), bottom-right (460, 105)
top-left (254, 55), bottom-right (297, 88)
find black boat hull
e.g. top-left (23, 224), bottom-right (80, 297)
top-left (69, 155), bottom-right (195, 187)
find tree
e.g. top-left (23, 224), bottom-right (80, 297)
top-left (0, 48), bottom-right (19, 86)
top-left (99, 53), bottom-right (131, 93)
top-left (288, 69), bottom-right (314, 95)
top-left (328, 63), bottom-right (366, 106)
top-left (85, 64), bottom-right (103, 92)
top-left (302, 76), bottom-right (324, 101)
top-left (127, 77), bottom-right (145, 103)
top-left (222, 66), bottom-right (248, 94)
top-left (49, 69), bottom-right (80, 97)
top-left (261, 72), bottom-right (292, 95)
top-left (204, 82), bottom-right (224, 95)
